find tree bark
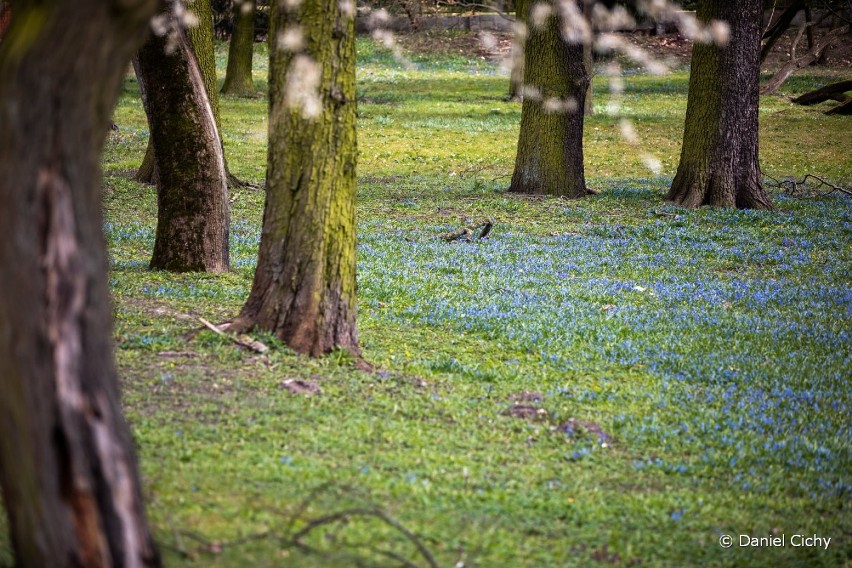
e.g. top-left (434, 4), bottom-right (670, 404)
top-left (0, 1), bottom-right (162, 566)
top-left (137, 7), bottom-right (230, 272)
top-left (222, 0), bottom-right (257, 96)
top-left (186, 0), bottom-right (222, 129)
top-left (231, 0), bottom-right (359, 357)
top-left (133, 56), bottom-right (159, 186)
top-left (668, 0), bottom-right (773, 210)
top-left (509, 0), bottom-right (589, 197)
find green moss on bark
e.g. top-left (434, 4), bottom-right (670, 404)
top-left (222, 0), bottom-right (257, 96)
top-left (232, 0), bottom-right (358, 356)
top-left (509, 0), bottom-right (588, 198)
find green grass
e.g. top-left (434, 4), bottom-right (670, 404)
top-left (2, 35), bottom-right (851, 567)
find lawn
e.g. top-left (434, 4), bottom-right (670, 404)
top-left (2, 34), bottom-right (850, 567)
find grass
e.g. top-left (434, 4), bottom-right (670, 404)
top-left (2, 34), bottom-right (851, 567)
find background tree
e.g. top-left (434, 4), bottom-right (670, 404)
top-left (230, 0), bottom-right (359, 357)
top-left (668, 0), bottom-right (774, 209)
top-left (138, 0), bottom-right (252, 188)
top-left (0, 0), bottom-right (162, 565)
top-left (136, 6), bottom-right (230, 272)
top-left (222, 0), bottom-right (258, 95)
top-left (509, 0), bottom-right (589, 197)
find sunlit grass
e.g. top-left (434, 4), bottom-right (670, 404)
top-left (2, 34), bottom-right (848, 568)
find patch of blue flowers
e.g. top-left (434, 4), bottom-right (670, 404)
top-left (358, 183), bottom-right (852, 499)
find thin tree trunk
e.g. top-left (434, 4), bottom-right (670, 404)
top-left (0, 1), bottom-right (162, 566)
top-left (231, 0), bottom-right (359, 357)
top-left (133, 56), bottom-right (159, 185)
top-left (137, 8), bottom-right (230, 272)
top-left (509, 0), bottom-right (588, 197)
top-left (222, 0), bottom-right (257, 96)
top-left (668, 0), bottom-right (773, 210)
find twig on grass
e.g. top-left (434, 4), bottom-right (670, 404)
top-left (198, 316), bottom-right (269, 353)
top-left (765, 174), bottom-right (852, 198)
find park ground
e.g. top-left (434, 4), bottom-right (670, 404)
top-left (2, 30), bottom-right (851, 567)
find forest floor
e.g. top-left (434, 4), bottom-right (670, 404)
top-left (2, 32), bottom-right (851, 567)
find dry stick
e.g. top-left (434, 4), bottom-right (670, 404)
top-left (198, 316), bottom-right (269, 353)
top-left (291, 507), bottom-right (439, 568)
top-left (765, 173), bottom-right (852, 197)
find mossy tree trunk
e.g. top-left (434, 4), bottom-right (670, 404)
top-left (509, 0), bottom-right (589, 197)
top-left (137, 7), bottom-right (230, 272)
top-left (231, 0), bottom-right (359, 357)
top-left (186, 0), bottom-right (221, 128)
top-left (138, 0), bottom-right (243, 186)
top-left (668, 0), bottom-right (773, 209)
top-left (0, 0), bottom-right (162, 566)
top-left (221, 0), bottom-right (257, 96)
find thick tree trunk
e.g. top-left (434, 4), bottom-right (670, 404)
top-left (509, 0), bottom-right (589, 197)
top-left (508, 0), bottom-right (528, 100)
top-left (221, 0), bottom-right (257, 96)
top-left (668, 0), bottom-right (773, 210)
top-left (0, 1), bottom-right (162, 566)
top-left (231, 0), bottom-right (359, 357)
top-left (137, 8), bottom-right (230, 272)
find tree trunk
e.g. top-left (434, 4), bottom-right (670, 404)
top-left (582, 0), bottom-right (593, 116)
top-left (231, 0), bottom-right (359, 357)
top-left (508, 0), bottom-right (528, 100)
top-left (186, 0), bottom-right (221, 129)
top-left (509, 0), bottom-right (589, 197)
top-left (668, 0), bottom-right (773, 210)
top-left (760, 0), bottom-right (805, 63)
top-left (0, 1), bottom-right (162, 566)
top-left (137, 8), bottom-right (230, 272)
top-left (133, 56), bottom-right (159, 185)
top-left (221, 0), bottom-right (257, 96)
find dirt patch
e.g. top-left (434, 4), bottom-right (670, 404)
top-left (504, 403), bottom-right (549, 420)
top-left (395, 30), bottom-right (513, 61)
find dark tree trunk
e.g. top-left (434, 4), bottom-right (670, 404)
top-left (221, 0), bottom-right (257, 96)
top-left (760, 0), bottom-right (805, 63)
top-left (186, 0), bottom-right (221, 128)
top-left (133, 56), bottom-right (159, 185)
top-left (509, 0), bottom-right (589, 197)
top-left (508, 0), bottom-right (528, 100)
top-left (137, 8), bottom-right (230, 272)
top-left (0, 1), bottom-right (162, 566)
top-left (231, 0), bottom-right (359, 357)
top-left (668, 0), bottom-right (773, 210)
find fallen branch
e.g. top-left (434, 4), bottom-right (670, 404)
top-left (792, 79), bottom-right (852, 105)
top-left (438, 218), bottom-right (494, 242)
top-left (765, 174), bottom-right (852, 198)
top-left (760, 25), bottom-right (850, 95)
top-left (198, 316), bottom-right (269, 353)
top-left (291, 508), bottom-right (438, 568)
